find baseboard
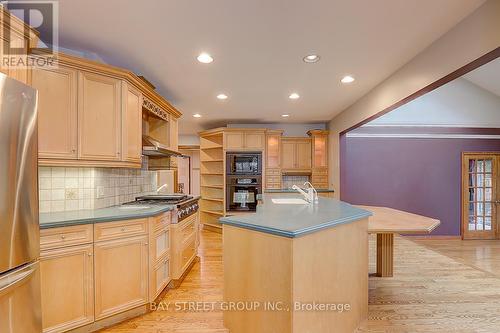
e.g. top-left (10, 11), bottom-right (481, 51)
top-left (70, 304), bottom-right (148, 333)
top-left (169, 256), bottom-right (199, 288)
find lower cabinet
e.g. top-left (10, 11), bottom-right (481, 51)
top-left (40, 244), bottom-right (94, 333)
top-left (94, 235), bottom-right (149, 320)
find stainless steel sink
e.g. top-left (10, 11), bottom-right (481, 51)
top-left (271, 198), bottom-right (309, 204)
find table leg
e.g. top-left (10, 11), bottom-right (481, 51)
top-left (376, 233), bottom-right (394, 277)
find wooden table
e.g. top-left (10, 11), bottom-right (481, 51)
top-left (357, 206), bottom-right (441, 277)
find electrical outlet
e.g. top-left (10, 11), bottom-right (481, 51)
top-left (96, 186), bottom-right (105, 199)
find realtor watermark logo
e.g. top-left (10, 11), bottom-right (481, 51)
top-left (1, 0), bottom-right (58, 68)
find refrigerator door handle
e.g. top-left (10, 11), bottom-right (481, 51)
top-left (0, 264), bottom-right (36, 294)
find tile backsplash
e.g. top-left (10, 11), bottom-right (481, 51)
top-left (282, 175), bottom-right (310, 189)
top-left (39, 167), bottom-right (158, 213)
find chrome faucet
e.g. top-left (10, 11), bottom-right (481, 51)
top-left (292, 182), bottom-right (318, 203)
top-left (156, 183), bottom-right (168, 193)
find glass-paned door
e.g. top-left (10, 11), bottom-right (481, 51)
top-left (462, 154), bottom-right (499, 239)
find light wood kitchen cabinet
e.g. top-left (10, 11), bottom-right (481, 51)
top-left (281, 140), bottom-right (296, 170)
top-left (308, 130), bottom-right (329, 189)
top-left (281, 138), bottom-right (312, 172)
top-left (224, 132), bottom-right (244, 150)
top-left (171, 212), bottom-right (199, 281)
top-left (148, 212), bottom-right (172, 301)
top-left (78, 71), bottom-right (122, 161)
top-left (40, 244), bottom-right (94, 333)
top-left (122, 82), bottom-right (142, 163)
top-left (32, 66), bottom-right (78, 160)
top-left (224, 130), bottom-right (265, 150)
top-left (266, 130), bottom-right (283, 189)
top-left (94, 234), bottom-right (148, 320)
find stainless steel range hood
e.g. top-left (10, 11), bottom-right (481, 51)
top-left (142, 135), bottom-right (184, 157)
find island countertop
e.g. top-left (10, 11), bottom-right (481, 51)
top-left (219, 193), bottom-right (371, 238)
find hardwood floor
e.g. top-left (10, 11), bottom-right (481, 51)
top-left (102, 231), bottom-right (500, 333)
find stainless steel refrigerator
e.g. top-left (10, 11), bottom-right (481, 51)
top-left (0, 73), bottom-right (42, 332)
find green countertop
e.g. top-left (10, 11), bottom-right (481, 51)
top-left (219, 193), bottom-right (370, 238)
top-left (39, 204), bottom-right (175, 229)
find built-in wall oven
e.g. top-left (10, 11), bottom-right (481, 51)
top-left (226, 152), bottom-right (262, 175)
top-left (226, 176), bottom-right (262, 212)
top-left (226, 152), bottom-right (263, 212)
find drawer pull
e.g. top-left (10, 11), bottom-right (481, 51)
top-left (60, 235), bottom-right (66, 240)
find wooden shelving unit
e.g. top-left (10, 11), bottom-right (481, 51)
top-left (199, 130), bottom-right (225, 230)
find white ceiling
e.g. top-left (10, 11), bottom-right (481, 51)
top-left (463, 58), bottom-right (500, 97)
top-left (50, 0), bottom-right (485, 134)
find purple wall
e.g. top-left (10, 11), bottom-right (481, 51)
top-left (340, 130), bottom-right (500, 236)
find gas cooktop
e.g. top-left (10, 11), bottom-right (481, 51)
top-left (122, 194), bottom-right (194, 206)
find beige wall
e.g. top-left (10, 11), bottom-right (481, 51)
top-left (327, 0), bottom-right (500, 198)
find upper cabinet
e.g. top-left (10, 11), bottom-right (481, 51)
top-left (308, 130), bottom-right (329, 189)
top-left (122, 83), bottom-right (142, 163)
top-left (281, 138), bottom-right (312, 173)
top-left (78, 71), bottom-right (122, 161)
top-left (32, 66), bottom-right (78, 160)
top-left (0, 8), bottom-right (38, 85)
top-left (224, 130), bottom-right (265, 151)
top-left (266, 130), bottom-right (283, 169)
top-left (34, 53), bottom-right (182, 168)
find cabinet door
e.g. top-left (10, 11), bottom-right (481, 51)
top-left (32, 66), bottom-right (78, 159)
top-left (266, 134), bottom-right (281, 168)
top-left (312, 135), bottom-right (328, 168)
top-left (78, 71), bottom-right (121, 161)
top-left (296, 140), bottom-right (312, 169)
top-left (150, 256), bottom-right (171, 301)
top-left (281, 141), bottom-right (296, 169)
top-left (244, 132), bottom-right (265, 150)
top-left (40, 244), bottom-right (94, 333)
top-left (225, 132), bottom-right (244, 150)
top-left (122, 82), bottom-right (142, 163)
top-left (94, 235), bottom-right (148, 320)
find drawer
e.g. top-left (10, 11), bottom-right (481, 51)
top-left (154, 211), bottom-right (171, 232)
top-left (266, 168), bottom-right (281, 176)
top-left (152, 227), bottom-right (170, 264)
top-left (266, 176), bottom-right (281, 183)
top-left (266, 182), bottom-right (281, 189)
top-left (94, 218), bottom-right (148, 242)
top-left (179, 215), bottom-right (196, 243)
top-left (40, 224), bottom-right (93, 250)
top-left (180, 237), bottom-right (197, 272)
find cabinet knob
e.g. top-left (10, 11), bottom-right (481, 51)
top-left (71, 149), bottom-right (76, 153)
top-left (144, 242), bottom-right (149, 245)
top-left (117, 152), bottom-right (121, 155)
top-left (60, 235), bottom-right (65, 240)
top-left (88, 252), bottom-right (92, 257)
top-left (121, 228), bottom-right (125, 232)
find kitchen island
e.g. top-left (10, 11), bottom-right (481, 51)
top-left (220, 194), bottom-right (372, 333)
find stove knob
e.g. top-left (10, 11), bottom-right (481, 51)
top-left (177, 210), bottom-right (182, 217)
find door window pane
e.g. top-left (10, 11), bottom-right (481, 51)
top-left (469, 160), bottom-right (476, 172)
top-left (477, 160), bottom-right (484, 172)
top-left (468, 216), bottom-right (475, 231)
top-left (485, 203), bottom-right (492, 216)
top-left (477, 217), bottom-right (484, 230)
top-left (485, 160), bottom-right (492, 173)
top-left (485, 217), bottom-right (492, 230)
top-left (485, 188), bottom-right (492, 201)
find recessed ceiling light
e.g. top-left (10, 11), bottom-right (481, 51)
top-left (303, 54), bottom-right (320, 63)
top-left (193, 113), bottom-right (202, 118)
top-left (289, 93), bottom-right (300, 100)
top-left (217, 93), bottom-right (228, 100)
top-left (281, 114), bottom-right (290, 117)
top-left (197, 53), bottom-right (213, 64)
top-left (341, 75), bottom-right (355, 84)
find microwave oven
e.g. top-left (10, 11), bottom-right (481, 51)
top-left (226, 152), bottom-right (262, 175)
